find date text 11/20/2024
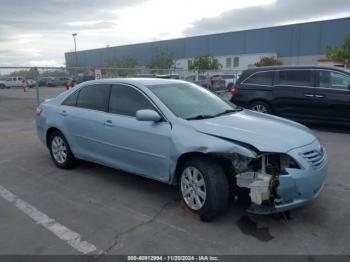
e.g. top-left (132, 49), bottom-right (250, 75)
top-left (127, 255), bottom-right (219, 261)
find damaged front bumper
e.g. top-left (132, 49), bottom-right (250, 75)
top-left (246, 140), bottom-right (328, 214)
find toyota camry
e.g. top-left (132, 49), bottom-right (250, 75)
top-left (36, 78), bottom-right (328, 221)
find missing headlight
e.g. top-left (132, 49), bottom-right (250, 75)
top-left (233, 153), bottom-right (299, 206)
top-left (280, 154), bottom-right (300, 170)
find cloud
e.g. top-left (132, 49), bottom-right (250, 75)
top-left (184, 0), bottom-right (350, 36)
top-left (0, 0), bottom-right (146, 66)
top-left (0, 0), bottom-right (349, 66)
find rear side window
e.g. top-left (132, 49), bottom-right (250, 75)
top-left (244, 71), bottom-right (274, 86)
top-left (279, 70), bottom-right (312, 87)
top-left (319, 71), bottom-right (350, 90)
top-left (76, 84), bottom-right (110, 111)
top-left (109, 84), bottom-right (155, 117)
top-left (62, 91), bottom-right (79, 106)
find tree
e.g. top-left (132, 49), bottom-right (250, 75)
top-left (255, 57), bottom-right (283, 67)
top-left (188, 55), bottom-right (222, 71)
top-left (326, 34), bottom-right (350, 63)
top-left (147, 51), bottom-right (174, 69)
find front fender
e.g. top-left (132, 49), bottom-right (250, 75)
top-left (168, 125), bottom-right (257, 184)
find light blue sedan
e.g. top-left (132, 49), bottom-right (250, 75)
top-left (36, 78), bottom-right (327, 221)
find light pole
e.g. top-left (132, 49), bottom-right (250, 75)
top-left (72, 33), bottom-right (78, 67)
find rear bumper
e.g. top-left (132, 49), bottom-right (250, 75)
top-left (248, 140), bottom-right (328, 214)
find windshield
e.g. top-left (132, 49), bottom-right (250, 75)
top-left (147, 82), bottom-right (238, 120)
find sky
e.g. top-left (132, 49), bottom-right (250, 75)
top-left (0, 0), bottom-right (350, 67)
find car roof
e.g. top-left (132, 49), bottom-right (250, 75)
top-left (243, 65), bottom-right (350, 74)
top-left (79, 78), bottom-right (187, 87)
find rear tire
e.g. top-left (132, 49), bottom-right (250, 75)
top-left (179, 157), bottom-right (229, 221)
top-left (49, 131), bottom-right (76, 169)
top-left (249, 101), bottom-right (272, 114)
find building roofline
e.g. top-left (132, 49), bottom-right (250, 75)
top-left (65, 16), bottom-right (350, 55)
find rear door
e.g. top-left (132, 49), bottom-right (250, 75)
top-left (272, 69), bottom-right (317, 119)
top-left (314, 69), bottom-right (350, 123)
top-left (61, 84), bottom-right (111, 161)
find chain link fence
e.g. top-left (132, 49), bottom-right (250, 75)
top-left (0, 66), bottom-right (240, 108)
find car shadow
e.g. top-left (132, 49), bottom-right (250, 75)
top-left (72, 158), bottom-right (323, 244)
top-left (75, 159), bottom-right (295, 221)
top-left (77, 159), bottom-right (180, 200)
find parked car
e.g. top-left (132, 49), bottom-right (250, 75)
top-left (47, 77), bottom-right (70, 87)
top-left (130, 74), bottom-right (156, 78)
top-left (76, 75), bottom-right (95, 84)
top-left (27, 79), bottom-right (36, 88)
top-left (38, 77), bottom-right (53, 87)
top-left (230, 65), bottom-right (350, 125)
top-left (185, 74), bottom-right (226, 92)
top-left (155, 74), bottom-right (180, 79)
top-left (36, 78), bottom-right (327, 221)
top-left (212, 74), bottom-right (236, 89)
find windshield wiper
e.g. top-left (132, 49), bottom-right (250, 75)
top-left (213, 107), bottom-right (243, 117)
top-left (185, 107), bottom-right (243, 120)
top-left (186, 114), bottom-right (216, 120)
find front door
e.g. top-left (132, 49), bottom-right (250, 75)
top-left (313, 70), bottom-right (350, 123)
top-left (101, 84), bottom-right (172, 182)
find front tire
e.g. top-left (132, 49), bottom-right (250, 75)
top-left (179, 157), bottom-right (229, 221)
top-left (49, 131), bottom-right (76, 169)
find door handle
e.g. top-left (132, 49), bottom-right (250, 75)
top-left (304, 94), bottom-right (314, 97)
top-left (104, 120), bottom-right (114, 127)
top-left (315, 94), bottom-right (325, 98)
top-left (60, 110), bottom-right (68, 117)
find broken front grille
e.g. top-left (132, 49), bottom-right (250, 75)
top-left (300, 147), bottom-right (326, 169)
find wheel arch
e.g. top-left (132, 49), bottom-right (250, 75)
top-left (46, 126), bottom-right (62, 148)
top-left (171, 151), bottom-right (233, 185)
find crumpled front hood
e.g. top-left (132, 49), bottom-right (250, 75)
top-left (187, 110), bottom-right (316, 153)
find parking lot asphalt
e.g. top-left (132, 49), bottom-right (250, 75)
top-left (0, 87), bottom-right (350, 255)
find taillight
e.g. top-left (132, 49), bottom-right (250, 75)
top-left (231, 87), bottom-right (239, 96)
top-left (36, 106), bottom-right (43, 116)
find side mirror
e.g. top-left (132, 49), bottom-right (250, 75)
top-left (136, 109), bottom-right (161, 122)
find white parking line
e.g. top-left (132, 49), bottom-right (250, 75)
top-left (0, 185), bottom-right (98, 254)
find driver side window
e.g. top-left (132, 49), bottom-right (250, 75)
top-left (109, 84), bottom-right (155, 117)
top-left (319, 71), bottom-right (350, 90)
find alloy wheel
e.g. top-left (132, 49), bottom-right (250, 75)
top-left (252, 104), bottom-right (268, 113)
top-left (181, 166), bottom-right (207, 210)
top-left (51, 136), bottom-right (67, 164)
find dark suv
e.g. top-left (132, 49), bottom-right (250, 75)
top-left (230, 65), bottom-right (350, 125)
